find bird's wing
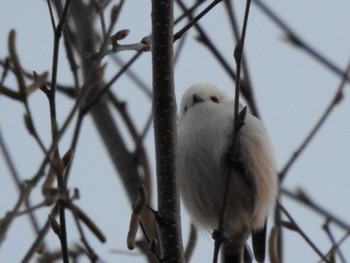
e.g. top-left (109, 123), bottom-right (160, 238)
top-left (223, 136), bottom-right (257, 215)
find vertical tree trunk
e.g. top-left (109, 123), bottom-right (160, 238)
top-left (152, 1), bottom-right (184, 262)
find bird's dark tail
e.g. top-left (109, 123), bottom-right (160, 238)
top-left (221, 243), bottom-right (252, 263)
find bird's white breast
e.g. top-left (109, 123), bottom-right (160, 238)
top-left (177, 99), bottom-right (277, 235)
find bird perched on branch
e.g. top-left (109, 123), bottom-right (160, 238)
top-left (177, 83), bottom-right (278, 263)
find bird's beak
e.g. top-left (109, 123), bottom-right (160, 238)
top-left (193, 94), bottom-right (203, 105)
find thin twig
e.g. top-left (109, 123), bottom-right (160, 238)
top-left (2, 34), bottom-right (45, 240)
top-left (83, 51), bottom-right (143, 112)
top-left (63, 200), bottom-right (106, 243)
top-left (253, 0), bottom-right (350, 83)
top-left (279, 57), bottom-right (350, 181)
top-left (46, 1), bottom-right (73, 262)
top-left (213, 1), bottom-right (252, 262)
top-left (0, 127), bottom-right (43, 244)
top-left (174, 0), bottom-right (206, 25)
top-left (61, 23), bottom-right (81, 96)
top-left (322, 220), bottom-right (346, 263)
top-left (23, 73), bottom-right (48, 154)
top-left (0, 127), bottom-right (21, 188)
top-left (232, 0), bottom-right (251, 126)
top-left (8, 30), bottom-right (26, 94)
top-left (184, 224), bottom-right (197, 263)
top-left (282, 188), bottom-right (350, 231)
top-left (127, 185), bottom-right (147, 250)
top-left (321, 230), bottom-right (350, 263)
top-left (223, 0), bottom-right (258, 118)
top-left (0, 57), bottom-right (10, 85)
top-left (47, 0), bottom-right (72, 142)
top-left (85, 0), bottom-right (125, 62)
top-left (174, 31), bottom-right (188, 65)
top-left (174, 0), bottom-right (223, 42)
top-left (47, 0), bottom-right (57, 31)
top-left (92, 0), bottom-right (111, 38)
top-left (109, 55), bottom-right (152, 99)
top-left (6, 33), bottom-right (48, 153)
top-left (22, 205), bottom-right (60, 263)
top-left (176, 0), bottom-right (259, 117)
top-left (268, 227), bottom-right (280, 263)
top-left (278, 203), bottom-right (329, 262)
top-left (0, 58), bottom-right (76, 97)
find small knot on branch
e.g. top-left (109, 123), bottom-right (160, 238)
top-left (127, 185), bottom-right (147, 250)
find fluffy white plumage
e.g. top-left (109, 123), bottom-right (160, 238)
top-left (177, 83), bottom-right (278, 262)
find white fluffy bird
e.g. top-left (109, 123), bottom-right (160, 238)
top-left (177, 83), bottom-right (278, 263)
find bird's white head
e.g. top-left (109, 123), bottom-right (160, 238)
top-left (179, 83), bottom-right (230, 119)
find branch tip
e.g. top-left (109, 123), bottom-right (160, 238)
top-left (49, 214), bottom-right (61, 236)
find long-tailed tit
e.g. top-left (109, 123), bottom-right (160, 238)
top-left (177, 83), bottom-right (278, 263)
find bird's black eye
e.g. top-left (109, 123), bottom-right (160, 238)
top-left (193, 94), bottom-right (203, 104)
top-left (210, 96), bottom-right (219, 103)
top-left (184, 106), bottom-right (188, 113)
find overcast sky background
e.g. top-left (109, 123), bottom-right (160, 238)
top-left (1, 1), bottom-right (350, 262)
